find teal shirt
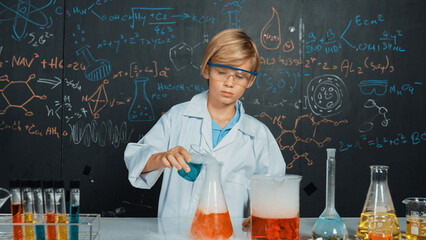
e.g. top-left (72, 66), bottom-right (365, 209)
top-left (212, 103), bottom-right (240, 148)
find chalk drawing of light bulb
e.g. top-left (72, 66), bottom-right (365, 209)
top-left (128, 77), bottom-right (155, 122)
top-left (260, 7), bottom-right (281, 50)
top-left (76, 45), bottom-right (111, 81)
top-left (221, 1), bottom-right (242, 29)
top-left (307, 74), bottom-right (348, 117)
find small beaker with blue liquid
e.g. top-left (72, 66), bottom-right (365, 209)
top-left (177, 145), bottom-right (215, 182)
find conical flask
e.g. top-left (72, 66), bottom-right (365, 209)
top-left (128, 77), bottom-right (155, 122)
top-left (312, 148), bottom-right (348, 240)
top-left (190, 161), bottom-right (234, 240)
top-left (356, 165), bottom-right (401, 240)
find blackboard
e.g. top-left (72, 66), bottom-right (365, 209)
top-left (0, 0), bottom-right (425, 218)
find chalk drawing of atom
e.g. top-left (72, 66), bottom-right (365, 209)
top-left (0, 0), bottom-right (54, 41)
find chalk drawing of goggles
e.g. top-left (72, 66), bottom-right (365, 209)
top-left (358, 80), bottom-right (388, 96)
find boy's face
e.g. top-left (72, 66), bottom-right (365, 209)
top-left (203, 59), bottom-right (255, 107)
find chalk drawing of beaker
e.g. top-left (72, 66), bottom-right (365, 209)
top-left (76, 45), bottom-right (111, 81)
top-left (222, 1), bottom-right (242, 29)
top-left (128, 77), bottom-right (155, 122)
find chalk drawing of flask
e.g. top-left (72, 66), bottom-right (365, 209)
top-left (128, 77), bottom-right (155, 122)
top-left (76, 45), bottom-right (111, 81)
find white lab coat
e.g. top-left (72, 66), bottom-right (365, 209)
top-left (124, 91), bottom-right (286, 218)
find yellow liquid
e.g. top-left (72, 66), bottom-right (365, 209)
top-left (56, 214), bottom-right (68, 240)
top-left (356, 212), bottom-right (401, 240)
top-left (406, 218), bottom-right (426, 240)
top-left (23, 213), bottom-right (35, 240)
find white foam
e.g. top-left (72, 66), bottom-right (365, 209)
top-left (251, 175), bottom-right (301, 219)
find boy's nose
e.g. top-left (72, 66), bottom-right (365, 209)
top-left (223, 75), bottom-right (235, 87)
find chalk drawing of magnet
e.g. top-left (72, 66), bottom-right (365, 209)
top-left (358, 80), bottom-right (388, 96)
top-left (307, 74), bottom-right (348, 117)
top-left (76, 45), bottom-right (111, 81)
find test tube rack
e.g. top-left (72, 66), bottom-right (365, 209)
top-left (0, 214), bottom-right (100, 240)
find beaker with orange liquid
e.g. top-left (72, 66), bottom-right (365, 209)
top-left (190, 161), bottom-right (234, 240)
top-left (251, 174), bottom-right (302, 240)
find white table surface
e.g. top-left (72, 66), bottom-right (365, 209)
top-left (100, 217), bottom-right (407, 240)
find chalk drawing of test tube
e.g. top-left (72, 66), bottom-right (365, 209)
top-left (76, 45), bottom-right (111, 81)
top-left (221, 1), bottom-right (242, 29)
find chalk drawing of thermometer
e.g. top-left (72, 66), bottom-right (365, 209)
top-left (221, 1), bottom-right (242, 29)
top-left (13, 0), bottom-right (31, 40)
top-left (76, 45), bottom-right (111, 81)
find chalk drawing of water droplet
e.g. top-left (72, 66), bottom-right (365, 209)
top-left (260, 7), bottom-right (281, 50)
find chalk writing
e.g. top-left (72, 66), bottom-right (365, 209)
top-left (68, 119), bottom-right (133, 148)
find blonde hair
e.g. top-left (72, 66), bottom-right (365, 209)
top-left (201, 29), bottom-right (260, 77)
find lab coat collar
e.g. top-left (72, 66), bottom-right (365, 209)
top-left (183, 91), bottom-right (257, 140)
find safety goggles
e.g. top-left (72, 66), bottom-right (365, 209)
top-left (207, 61), bottom-right (257, 87)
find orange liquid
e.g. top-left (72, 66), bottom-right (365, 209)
top-left (56, 214), bottom-right (68, 240)
top-left (191, 209), bottom-right (233, 239)
top-left (252, 215), bottom-right (299, 240)
top-left (45, 213), bottom-right (57, 240)
top-left (11, 203), bottom-right (23, 240)
top-left (369, 233), bottom-right (393, 240)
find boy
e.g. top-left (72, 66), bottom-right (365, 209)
top-left (124, 29), bottom-right (286, 218)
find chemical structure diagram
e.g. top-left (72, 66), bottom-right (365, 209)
top-left (255, 112), bottom-right (348, 169)
top-left (169, 34), bottom-right (208, 71)
top-left (0, 74), bottom-right (47, 116)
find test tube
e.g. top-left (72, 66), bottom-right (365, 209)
top-left (54, 180), bottom-right (68, 240)
top-left (32, 180), bottom-right (46, 240)
top-left (69, 180), bottom-right (80, 240)
top-left (43, 180), bottom-right (57, 240)
top-left (10, 179), bottom-right (23, 240)
top-left (21, 179), bottom-right (35, 240)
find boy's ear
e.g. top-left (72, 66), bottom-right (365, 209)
top-left (202, 69), bottom-right (210, 79)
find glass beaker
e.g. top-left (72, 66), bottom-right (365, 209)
top-left (178, 145), bottom-right (214, 182)
top-left (367, 215), bottom-right (394, 240)
top-left (402, 197), bottom-right (426, 240)
top-left (356, 165), bottom-right (401, 240)
top-left (312, 149), bottom-right (348, 240)
top-left (190, 161), bottom-right (233, 239)
top-left (251, 174), bottom-right (302, 240)
top-left (0, 188), bottom-right (11, 209)
top-left (128, 77), bottom-right (155, 122)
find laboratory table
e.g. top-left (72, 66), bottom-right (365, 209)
top-left (100, 217), bottom-right (407, 240)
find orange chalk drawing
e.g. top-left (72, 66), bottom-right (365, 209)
top-left (82, 79), bottom-right (109, 119)
top-left (0, 74), bottom-right (47, 116)
top-left (255, 112), bottom-right (348, 168)
top-left (261, 7), bottom-right (281, 50)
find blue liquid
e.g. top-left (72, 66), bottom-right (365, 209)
top-left (177, 162), bottom-right (203, 181)
top-left (69, 205), bottom-right (79, 240)
top-left (35, 225), bottom-right (46, 240)
top-left (312, 216), bottom-right (348, 240)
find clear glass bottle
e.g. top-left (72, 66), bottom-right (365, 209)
top-left (10, 179), bottom-right (23, 240)
top-left (356, 165), bottom-right (401, 240)
top-left (32, 180), bottom-right (46, 240)
top-left (190, 161), bottom-right (233, 239)
top-left (312, 148), bottom-right (348, 240)
top-left (43, 180), bottom-right (57, 240)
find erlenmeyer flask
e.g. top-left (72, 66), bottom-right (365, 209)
top-left (356, 165), bottom-right (401, 240)
top-left (128, 77), bottom-right (155, 122)
top-left (312, 149), bottom-right (348, 240)
top-left (190, 161), bottom-right (233, 239)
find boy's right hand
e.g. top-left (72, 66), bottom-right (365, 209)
top-left (142, 146), bottom-right (192, 174)
top-left (159, 146), bottom-right (192, 172)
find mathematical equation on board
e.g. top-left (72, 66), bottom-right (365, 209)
top-left (339, 130), bottom-right (426, 151)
